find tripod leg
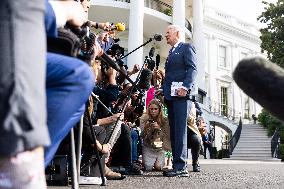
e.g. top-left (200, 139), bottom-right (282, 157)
top-left (76, 116), bottom-right (84, 183)
top-left (86, 110), bottom-right (106, 186)
top-left (70, 128), bottom-right (79, 189)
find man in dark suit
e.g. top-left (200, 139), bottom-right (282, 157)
top-left (162, 25), bottom-right (197, 177)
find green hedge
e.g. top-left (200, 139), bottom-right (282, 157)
top-left (258, 109), bottom-right (284, 161)
top-left (258, 109), bottom-right (284, 137)
top-left (279, 144), bottom-right (284, 161)
top-left (163, 8), bottom-right (172, 16)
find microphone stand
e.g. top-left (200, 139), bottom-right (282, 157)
top-left (118, 37), bottom-right (154, 60)
top-left (98, 53), bottom-right (144, 94)
top-left (104, 58), bottom-right (148, 144)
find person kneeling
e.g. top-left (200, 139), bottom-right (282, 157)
top-left (140, 99), bottom-right (171, 171)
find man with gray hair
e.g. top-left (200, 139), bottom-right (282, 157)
top-left (160, 25), bottom-right (197, 177)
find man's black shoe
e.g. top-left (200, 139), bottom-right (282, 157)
top-left (124, 165), bottom-right (143, 175)
top-left (192, 163), bottom-right (200, 172)
top-left (163, 169), bottom-right (189, 177)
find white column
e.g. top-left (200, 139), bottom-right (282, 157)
top-left (172, 0), bottom-right (185, 42)
top-left (208, 34), bottom-right (217, 101)
top-left (192, 0), bottom-right (206, 92)
top-left (232, 44), bottom-right (242, 119)
top-left (127, 0), bottom-right (144, 79)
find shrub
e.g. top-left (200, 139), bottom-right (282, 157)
top-left (163, 8), bottom-right (172, 16)
top-left (258, 109), bottom-right (284, 137)
top-left (279, 144), bottom-right (284, 161)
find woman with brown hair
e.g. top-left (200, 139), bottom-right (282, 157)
top-left (140, 99), bottom-right (171, 171)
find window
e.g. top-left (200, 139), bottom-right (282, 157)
top-left (244, 96), bottom-right (250, 119)
top-left (220, 87), bottom-right (228, 116)
top-left (219, 45), bottom-right (227, 67)
top-left (197, 93), bottom-right (204, 104)
top-left (197, 89), bottom-right (206, 104)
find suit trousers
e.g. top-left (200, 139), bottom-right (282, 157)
top-left (44, 53), bottom-right (94, 166)
top-left (165, 98), bottom-right (190, 170)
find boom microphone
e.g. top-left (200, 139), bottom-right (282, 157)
top-left (149, 47), bottom-right (155, 57)
top-left (99, 52), bottom-right (121, 71)
top-left (138, 68), bottom-right (153, 91)
top-left (153, 34), bottom-right (163, 41)
top-left (233, 56), bottom-right (284, 122)
top-left (98, 53), bottom-right (144, 94)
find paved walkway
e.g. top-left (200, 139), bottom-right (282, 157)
top-left (48, 159), bottom-right (284, 189)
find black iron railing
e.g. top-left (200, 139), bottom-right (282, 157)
top-left (271, 129), bottom-right (280, 158)
top-left (228, 118), bottom-right (242, 155)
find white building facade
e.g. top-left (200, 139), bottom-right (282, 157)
top-left (203, 6), bottom-right (262, 122)
top-left (89, 0), bottom-right (262, 131)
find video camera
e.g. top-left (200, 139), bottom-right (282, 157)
top-left (46, 22), bottom-right (96, 65)
top-left (144, 47), bottom-right (156, 71)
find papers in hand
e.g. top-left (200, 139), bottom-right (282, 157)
top-left (171, 82), bottom-right (183, 96)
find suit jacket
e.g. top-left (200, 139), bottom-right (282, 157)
top-left (163, 42), bottom-right (197, 100)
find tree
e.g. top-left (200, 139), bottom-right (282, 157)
top-left (258, 0), bottom-right (284, 68)
top-left (258, 2), bottom-right (284, 160)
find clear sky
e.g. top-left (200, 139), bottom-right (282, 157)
top-left (205, 0), bottom-right (277, 26)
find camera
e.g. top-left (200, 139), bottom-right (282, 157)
top-left (144, 56), bottom-right (156, 71)
top-left (106, 44), bottom-right (126, 68)
top-left (148, 119), bottom-right (155, 123)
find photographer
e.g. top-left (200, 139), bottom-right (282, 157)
top-left (91, 57), bottom-right (143, 177)
top-left (140, 99), bottom-right (171, 171)
top-left (45, 0), bottom-right (100, 166)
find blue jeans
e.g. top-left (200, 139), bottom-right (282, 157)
top-left (131, 129), bottom-right (139, 162)
top-left (44, 53), bottom-right (94, 166)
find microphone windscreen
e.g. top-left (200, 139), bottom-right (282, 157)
top-left (156, 54), bottom-right (160, 69)
top-left (115, 23), bottom-right (125, 31)
top-left (233, 56), bottom-right (284, 121)
top-left (149, 47), bottom-right (155, 57)
top-left (153, 34), bottom-right (163, 41)
top-left (138, 68), bottom-right (153, 91)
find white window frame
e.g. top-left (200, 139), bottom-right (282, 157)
top-left (218, 45), bottom-right (227, 68)
top-left (220, 86), bottom-right (228, 116)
